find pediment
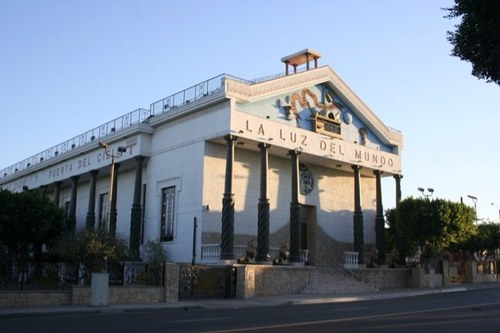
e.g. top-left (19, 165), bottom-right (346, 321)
top-left (225, 66), bottom-right (403, 149)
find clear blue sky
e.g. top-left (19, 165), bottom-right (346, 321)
top-left (1, 0), bottom-right (499, 221)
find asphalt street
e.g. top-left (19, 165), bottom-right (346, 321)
top-left (2, 287), bottom-right (500, 333)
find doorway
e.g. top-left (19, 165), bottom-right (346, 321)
top-left (300, 205), bottom-right (317, 265)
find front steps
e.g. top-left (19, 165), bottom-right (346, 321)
top-left (301, 267), bottom-right (377, 294)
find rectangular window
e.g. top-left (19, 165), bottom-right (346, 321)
top-left (98, 193), bottom-right (109, 230)
top-left (64, 201), bottom-right (70, 218)
top-left (160, 186), bottom-right (175, 242)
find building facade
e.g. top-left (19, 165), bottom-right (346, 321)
top-left (0, 50), bottom-right (403, 267)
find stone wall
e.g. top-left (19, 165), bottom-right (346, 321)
top-left (350, 268), bottom-right (411, 289)
top-left (0, 290), bottom-right (71, 308)
top-left (235, 265), bottom-right (312, 299)
top-left (1, 263), bottom-right (178, 308)
top-left (72, 286), bottom-right (165, 305)
top-left (255, 266), bottom-right (311, 296)
top-left (409, 267), bottom-right (444, 288)
top-left (465, 261), bottom-right (499, 284)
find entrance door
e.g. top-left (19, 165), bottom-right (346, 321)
top-left (300, 205), bottom-right (317, 265)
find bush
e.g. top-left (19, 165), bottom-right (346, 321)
top-left (51, 229), bottom-right (128, 283)
top-left (142, 240), bottom-right (166, 285)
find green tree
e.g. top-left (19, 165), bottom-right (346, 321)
top-left (0, 189), bottom-right (65, 288)
top-left (452, 222), bottom-right (500, 260)
top-left (445, 0), bottom-right (500, 85)
top-left (392, 197), bottom-right (475, 268)
top-left (385, 207), bottom-right (418, 266)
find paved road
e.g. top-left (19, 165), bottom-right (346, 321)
top-left (2, 288), bottom-right (500, 333)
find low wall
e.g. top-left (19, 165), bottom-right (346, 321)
top-left (465, 261), bottom-right (499, 284)
top-left (236, 265), bottom-right (313, 299)
top-left (0, 290), bottom-right (71, 308)
top-left (350, 268), bottom-right (411, 289)
top-left (72, 286), bottom-right (165, 305)
top-left (409, 267), bottom-right (444, 288)
top-left (1, 262), bottom-right (179, 308)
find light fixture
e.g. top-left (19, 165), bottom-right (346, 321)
top-left (418, 187), bottom-right (434, 198)
top-left (468, 195), bottom-right (478, 225)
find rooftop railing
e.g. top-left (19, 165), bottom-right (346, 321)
top-left (0, 73), bottom-right (254, 180)
top-left (149, 74), bottom-right (252, 115)
top-left (0, 108), bottom-right (151, 179)
top-left (0, 71), bottom-right (291, 180)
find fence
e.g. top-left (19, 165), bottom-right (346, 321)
top-left (200, 244), bottom-right (309, 264)
top-left (0, 261), bottom-right (164, 291)
top-left (343, 251), bottom-right (359, 269)
top-left (0, 108), bottom-right (150, 179)
top-left (0, 69), bottom-right (290, 180)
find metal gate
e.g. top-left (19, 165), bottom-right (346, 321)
top-left (178, 265), bottom-right (236, 299)
top-left (448, 259), bottom-right (466, 284)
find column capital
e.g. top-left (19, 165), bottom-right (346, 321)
top-left (89, 169), bottom-right (99, 176)
top-left (134, 155), bottom-right (145, 163)
top-left (258, 142), bottom-right (271, 150)
top-left (351, 164), bottom-right (362, 171)
top-left (224, 135), bottom-right (238, 143)
top-left (393, 174), bottom-right (403, 180)
top-left (373, 169), bottom-right (384, 176)
top-left (288, 149), bottom-right (301, 157)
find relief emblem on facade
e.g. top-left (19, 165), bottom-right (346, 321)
top-left (281, 88), bottom-right (343, 139)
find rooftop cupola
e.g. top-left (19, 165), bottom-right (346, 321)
top-left (281, 49), bottom-right (321, 76)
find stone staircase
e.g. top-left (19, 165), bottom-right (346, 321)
top-left (301, 267), bottom-right (377, 294)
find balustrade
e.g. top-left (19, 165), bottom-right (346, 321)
top-left (343, 251), bottom-right (359, 269)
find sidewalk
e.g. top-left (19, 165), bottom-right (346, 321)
top-left (1, 283), bottom-right (499, 317)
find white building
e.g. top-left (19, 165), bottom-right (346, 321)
top-left (0, 50), bottom-right (403, 267)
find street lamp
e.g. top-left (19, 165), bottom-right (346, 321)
top-left (99, 141), bottom-right (126, 232)
top-left (418, 187), bottom-right (434, 199)
top-left (491, 203), bottom-right (500, 223)
top-left (468, 194), bottom-right (478, 225)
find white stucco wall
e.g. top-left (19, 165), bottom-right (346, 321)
top-left (143, 102), bottom-right (230, 263)
top-left (202, 141), bottom-right (379, 246)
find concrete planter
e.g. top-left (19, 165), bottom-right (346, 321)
top-left (90, 272), bottom-right (109, 306)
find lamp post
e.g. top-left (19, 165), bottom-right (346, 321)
top-left (467, 194), bottom-right (478, 225)
top-left (417, 187), bottom-right (434, 199)
top-left (491, 203), bottom-right (500, 223)
top-left (99, 142), bottom-right (126, 233)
